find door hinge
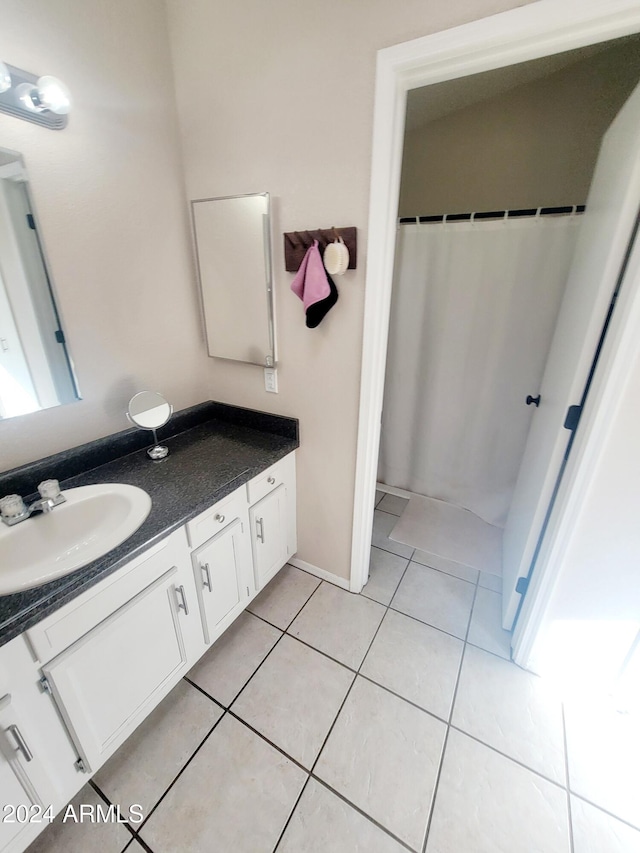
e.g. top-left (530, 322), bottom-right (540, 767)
top-left (26, 213), bottom-right (35, 230)
top-left (564, 404), bottom-right (582, 432)
top-left (54, 329), bottom-right (66, 344)
top-left (38, 675), bottom-right (52, 695)
top-left (74, 757), bottom-right (87, 773)
top-left (515, 576), bottom-right (529, 596)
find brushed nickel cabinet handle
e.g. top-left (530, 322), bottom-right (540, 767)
top-left (214, 513), bottom-right (225, 523)
top-left (7, 724), bottom-right (33, 762)
top-left (175, 584), bottom-right (189, 615)
top-left (256, 517), bottom-right (265, 543)
top-left (201, 562), bottom-right (212, 592)
top-left (267, 476), bottom-right (276, 485)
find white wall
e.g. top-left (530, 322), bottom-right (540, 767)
top-left (399, 37), bottom-right (640, 217)
top-left (166, 0), bottom-right (534, 581)
top-left (0, 0), bottom-right (210, 471)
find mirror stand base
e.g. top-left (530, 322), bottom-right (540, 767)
top-left (147, 445), bottom-right (169, 461)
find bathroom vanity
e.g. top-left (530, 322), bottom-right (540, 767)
top-left (0, 401), bottom-right (298, 852)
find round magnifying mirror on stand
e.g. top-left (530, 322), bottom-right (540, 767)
top-left (127, 391), bottom-right (173, 460)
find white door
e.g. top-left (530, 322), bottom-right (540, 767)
top-left (502, 80), bottom-right (640, 630)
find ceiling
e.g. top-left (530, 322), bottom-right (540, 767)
top-left (405, 40), bottom-right (621, 131)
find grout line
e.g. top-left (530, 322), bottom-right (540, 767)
top-left (246, 608), bottom-right (288, 633)
top-left (562, 704), bottom-right (576, 853)
top-left (306, 674), bottom-right (357, 777)
top-left (250, 573), bottom-right (324, 633)
top-left (125, 832), bottom-right (156, 853)
top-left (271, 776), bottom-right (312, 852)
top-left (447, 724), bottom-right (568, 791)
top-left (226, 629), bottom-right (289, 707)
top-left (134, 712), bottom-right (227, 833)
top-left (371, 541), bottom-right (416, 560)
top-left (567, 792), bottom-right (640, 834)
top-left (87, 779), bottom-right (137, 840)
top-left (464, 639), bottom-right (512, 663)
top-left (225, 580), bottom-right (327, 709)
top-left (226, 709), bottom-right (309, 774)
top-left (307, 557), bottom-right (412, 783)
top-left (421, 579), bottom-right (480, 852)
top-left (374, 508), bottom-right (404, 519)
top-left (182, 675), bottom-right (226, 710)
top-left (282, 631), bottom-right (359, 673)
top-left (300, 557), bottom-right (418, 840)
top-left (357, 671), bottom-right (449, 727)
top-left (185, 567), bottom-right (324, 716)
top-left (307, 776), bottom-right (417, 852)
top-left (387, 604), bottom-right (470, 643)
top-left (407, 560), bottom-right (478, 588)
top-left (385, 601), bottom-right (513, 666)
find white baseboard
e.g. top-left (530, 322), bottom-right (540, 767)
top-left (376, 482), bottom-right (415, 500)
top-left (288, 557), bottom-right (351, 591)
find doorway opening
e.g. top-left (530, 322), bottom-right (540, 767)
top-left (371, 34), bottom-right (640, 654)
top-left (351, 0), bottom-right (640, 686)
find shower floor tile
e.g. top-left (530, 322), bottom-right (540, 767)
top-left (372, 509), bottom-right (414, 558)
top-left (376, 493), bottom-right (409, 516)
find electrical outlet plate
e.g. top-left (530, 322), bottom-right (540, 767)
top-left (264, 367), bottom-right (278, 393)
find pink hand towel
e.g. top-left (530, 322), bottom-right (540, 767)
top-left (290, 240), bottom-right (330, 310)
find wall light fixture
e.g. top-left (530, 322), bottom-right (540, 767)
top-left (0, 62), bottom-right (70, 130)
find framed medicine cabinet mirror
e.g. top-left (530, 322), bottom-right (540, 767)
top-left (191, 192), bottom-right (276, 366)
top-left (0, 146), bottom-right (80, 420)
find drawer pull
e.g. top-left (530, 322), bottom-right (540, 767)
top-left (7, 724), bottom-right (33, 763)
top-left (267, 476), bottom-right (276, 485)
top-left (256, 517), bottom-right (265, 543)
top-left (214, 513), bottom-right (225, 524)
top-left (175, 584), bottom-right (189, 616)
top-left (201, 562), bottom-right (212, 592)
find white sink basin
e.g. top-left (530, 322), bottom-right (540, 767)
top-left (0, 484), bottom-right (152, 595)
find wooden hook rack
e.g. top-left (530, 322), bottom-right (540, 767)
top-left (283, 226), bottom-right (357, 272)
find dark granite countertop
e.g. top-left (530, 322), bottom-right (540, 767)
top-left (0, 401), bottom-right (299, 647)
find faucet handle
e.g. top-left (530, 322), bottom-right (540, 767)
top-left (38, 480), bottom-right (61, 500)
top-left (0, 495), bottom-right (27, 520)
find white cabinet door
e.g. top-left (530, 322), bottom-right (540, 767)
top-left (0, 692), bottom-right (53, 853)
top-left (249, 485), bottom-right (289, 590)
top-left (42, 565), bottom-right (194, 773)
top-left (192, 519), bottom-right (252, 645)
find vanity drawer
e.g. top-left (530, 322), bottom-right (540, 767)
top-left (246, 458), bottom-right (287, 505)
top-left (186, 486), bottom-right (247, 551)
top-left (26, 528), bottom-right (189, 664)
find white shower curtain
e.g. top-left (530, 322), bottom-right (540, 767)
top-left (378, 214), bottom-right (581, 526)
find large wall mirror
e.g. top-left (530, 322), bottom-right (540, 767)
top-left (191, 192), bottom-right (276, 366)
top-left (0, 147), bottom-right (80, 419)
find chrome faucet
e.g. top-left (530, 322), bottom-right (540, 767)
top-left (0, 480), bottom-right (66, 527)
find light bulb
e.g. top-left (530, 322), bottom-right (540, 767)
top-left (0, 62), bottom-right (11, 94)
top-left (35, 76), bottom-right (71, 115)
top-left (16, 75), bottom-right (71, 115)
top-left (15, 82), bottom-right (40, 112)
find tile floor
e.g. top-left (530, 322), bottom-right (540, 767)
top-left (27, 492), bottom-right (640, 852)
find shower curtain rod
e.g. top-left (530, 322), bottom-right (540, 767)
top-left (398, 204), bottom-right (586, 225)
